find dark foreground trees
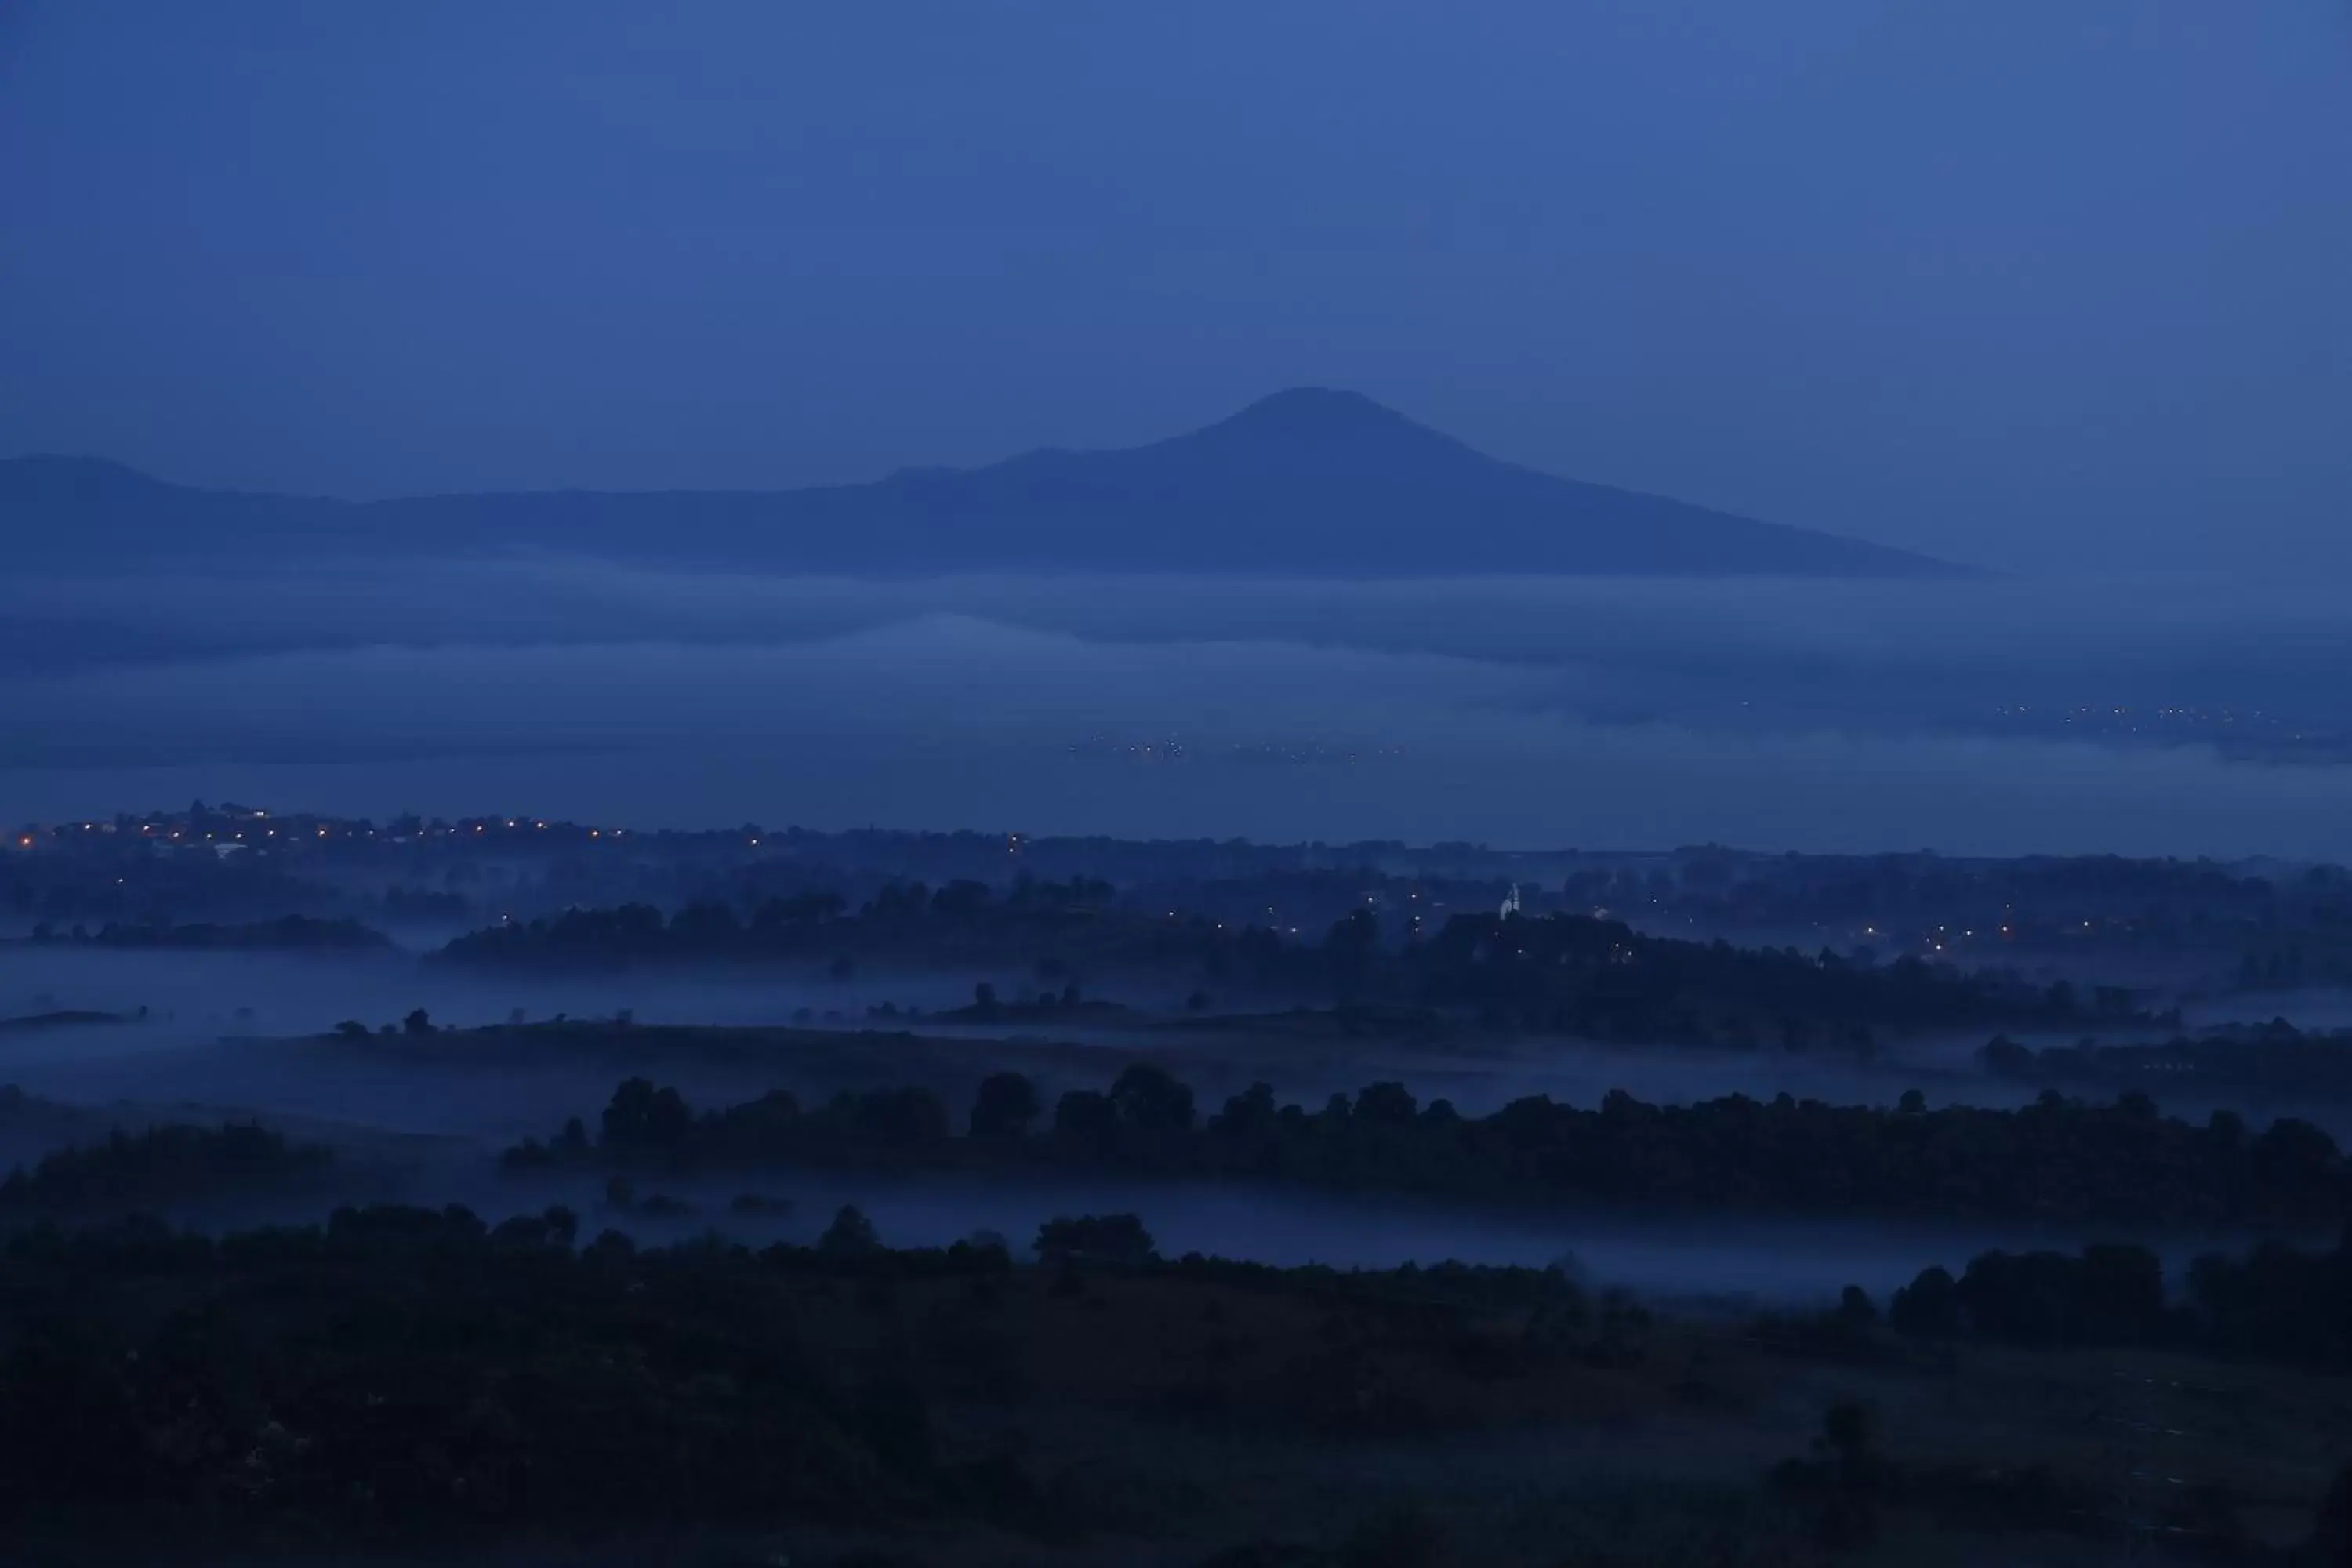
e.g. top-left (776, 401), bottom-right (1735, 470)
top-left (0, 1199), bottom-right (2339, 1558)
top-left (1887, 1226), bottom-right (2352, 1366)
top-left (0, 1123), bottom-right (333, 1215)
top-left (0, 1203), bottom-right (1616, 1552)
top-left (0, 1205), bottom-right (1036, 1547)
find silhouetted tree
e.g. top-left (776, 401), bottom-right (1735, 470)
top-left (1109, 1063), bottom-right (1194, 1134)
top-left (968, 1072), bottom-right (1041, 1141)
top-left (818, 1203), bottom-right (879, 1257)
top-left (1033, 1213), bottom-right (1155, 1269)
top-left (1052, 1089), bottom-right (1117, 1146)
top-left (601, 1078), bottom-right (692, 1153)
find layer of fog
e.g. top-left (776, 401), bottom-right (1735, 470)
top-left (16, 1004), bottom-right (2012, 1145)
top-left (522, 1169), bottom-right (2180, 1308)
top-left (0, 942), bottom-right (2175, 1128)
top-left (2182, 987), bottom-right (2352, 1032)
top-left (0, 1112), bottom-right (2267, 1309)
top-left (0, 1089), bottom-right (2219, 1309)
top-left (0, 948), bottom-right (960, 1047)
top-left (2, 979), bottom-right (2332, 1304)
top-left (13, 564), bottom-right (2352, 721)
top-left (12, 947), bottom-right (2350, 1146)
top-left (7, 591), bottom-right (2352, 858)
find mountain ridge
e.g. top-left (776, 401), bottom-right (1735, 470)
top-left (0, 389), bottom-right (1969, 578)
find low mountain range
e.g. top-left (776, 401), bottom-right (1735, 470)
top-left (0, 388), bottom-right (1962, 577)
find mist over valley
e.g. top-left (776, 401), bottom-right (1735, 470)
top-left (7, 3), bottom-right (2350, 1557)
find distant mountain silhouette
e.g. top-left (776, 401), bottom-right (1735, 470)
top-left (0, 390), bottom-right (1965, 576)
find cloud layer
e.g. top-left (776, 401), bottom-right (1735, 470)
top-left (5, 567), bottom-right (2352, 859)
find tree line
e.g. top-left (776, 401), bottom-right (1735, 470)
top-left (506, 1068), bottom-right (2350, 1232)
top-left (447, 895), bottom-right (2096, 1044)
top-left (1883, 1224), bottom-right (2352, 1368)
top-left (0, 1123), bottom-right (335, 1215)
top-left (1983, 1021), bottom-right (2352, 1105)
top-left (19, 913), bottom-right (390, 951)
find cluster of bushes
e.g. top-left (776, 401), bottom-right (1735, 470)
top-left (1889, 1226), bottom-right (2352, 1366)
top-left (510, 1068), bottom-right (2350, 1231)
top-left (0, 1123), bottom-right (335, 1215)
top-left (1759, 1398), bottom-right (2244, 1554)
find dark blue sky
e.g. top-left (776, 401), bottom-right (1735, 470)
top-left (3, 1), bottom-right (2346, 572)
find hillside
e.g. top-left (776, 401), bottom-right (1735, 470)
top-left (1, 389), bottom-right (1962, 576)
